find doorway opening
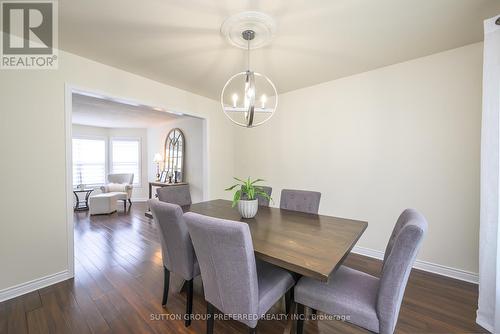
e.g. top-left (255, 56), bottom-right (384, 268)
top-left (64, 86), bottom-right (208, 278)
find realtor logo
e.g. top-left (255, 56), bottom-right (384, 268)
top-left (1, 1), bottom-right (58, 69)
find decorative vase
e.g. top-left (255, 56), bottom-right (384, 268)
top-left (237, 199), bottom-right (258, 218)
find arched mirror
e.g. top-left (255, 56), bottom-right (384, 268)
top-left (164, 128), bottom-right (185, 183)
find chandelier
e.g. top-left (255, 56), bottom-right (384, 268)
top-left (220, 12), bottom-right (278, 128)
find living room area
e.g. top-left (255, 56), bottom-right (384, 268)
top-left (68, 89), bottom-right (211, 334)
top-left (70, 89), bottom-right (206, 216)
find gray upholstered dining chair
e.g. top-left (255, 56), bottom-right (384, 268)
top-left (256, 186), bottom-right (272, 206)
top-left (294, 209), bottom-right (428, 334)
top-left (157, 184), bottom-right (192, 206)
top-left (148, 199), bottom-right (200, 327)
top-left (280, 189), bottom-right (321, 214)
top-left (184, 212), bottom-right (295, 334)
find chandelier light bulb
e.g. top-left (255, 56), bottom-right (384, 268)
top-left (232, 94), bottom-right (238, 107)
top-left (260, 94), bottom-right (267, 109)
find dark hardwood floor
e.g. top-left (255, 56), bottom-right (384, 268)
top-left (0, 202), bottom-right (486, 334)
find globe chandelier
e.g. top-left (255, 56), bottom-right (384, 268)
top-left (220, 12), bottom-right (278, 128)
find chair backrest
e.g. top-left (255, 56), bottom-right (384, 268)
top-left (377, 209), bottom-right (427, 334)
top-left (148, 200), bottom-right (197, 280)
top-left (256, 186), bottom-right (272, 206)
top-left (280, 189), bottom-right (321, 214)
top-left (184, 212), bottom-right (259, 326)
top-left (157, 184), bottom-right (192, 206)
top-left (108, 173), bottom-right (134, 185)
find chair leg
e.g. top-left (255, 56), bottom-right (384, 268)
top-left (123, 200), bottom-right (126, 211)
top-left (207, 302), bottom-right (215, 334)
top-left (285, 288), bottom-right (294, 314)
top-left (162, 267), bottom-right (170, 307)
top-left (296, 303), bottom-right (305, 334)
top-left (185, 279), bottom-right (193, 327)
top-left (128, 198), bottom-right (132, 205)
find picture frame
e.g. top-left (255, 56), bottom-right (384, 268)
top-left (160, 171), bottom-right (167, 183)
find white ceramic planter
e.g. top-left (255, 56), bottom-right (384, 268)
top-left (237, 199), bottom-right (258, 218)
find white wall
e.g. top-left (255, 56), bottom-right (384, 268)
top-left (0, 50), bottom-right (235, 297)
top-left (234, 43), bottom-right (482, 275)
top-left (72, 124), bottom-right (150, 200)
top-left (147, 116), bottom-right (205, 203)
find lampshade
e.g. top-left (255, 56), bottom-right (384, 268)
top-left (153, 153), bottom-right (163, 163)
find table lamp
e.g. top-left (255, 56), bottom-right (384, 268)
top-left (153, 153), bottom-right (163, 181)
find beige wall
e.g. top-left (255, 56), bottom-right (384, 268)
top-left (234, 43), bottom-right (482, 274)
top-left (147, 116), bottom-right (206, 203)
top-left (72, 124), bottom-right (150, 200)
top-left (0, 50), bottom-right (235, 293)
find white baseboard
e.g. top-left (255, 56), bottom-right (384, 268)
top-left (352, 246), bottom-right (479, 284)
top-left (0, 270), bottom-right (73, 302)
top-left (476, 312), bottom-right (494, 333)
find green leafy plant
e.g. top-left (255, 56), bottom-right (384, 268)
top-left (225, 177), bottom-right (272, 207)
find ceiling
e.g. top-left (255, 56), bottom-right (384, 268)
top-left (60, 0), bottom-right (500, 100)
top-left (72, 93), bottom-right (181, 128)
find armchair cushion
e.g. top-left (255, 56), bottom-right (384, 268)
top-left (100, 183), bottom-right (133, 200)
top-left (101, 173), bottom-right (134, 200)
top-left (100, 183), bottom-right (131, 193)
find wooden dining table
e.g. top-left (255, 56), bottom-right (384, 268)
top-left (184, 199), bottom-right (368, 282)
top-left (182, 199), bottom-right (368, 333)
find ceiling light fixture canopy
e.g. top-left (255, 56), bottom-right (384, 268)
top-left (220, 12), bottom-right (278, 128)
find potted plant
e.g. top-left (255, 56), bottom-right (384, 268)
top-left (225, 177), bottom-right (272, 218)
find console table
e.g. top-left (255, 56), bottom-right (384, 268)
top-left (145, 181), bottom-right (188, 218)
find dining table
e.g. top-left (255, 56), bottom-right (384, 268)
top-left (181, 199), bottom-right (368, 333)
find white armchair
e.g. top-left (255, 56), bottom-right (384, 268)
top-left (100, 173), bottom-right (134, 211)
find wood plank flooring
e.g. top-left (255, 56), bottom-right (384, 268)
top-left (0, 202), bottom-right (487, 334)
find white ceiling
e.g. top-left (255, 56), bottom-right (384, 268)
top-left (60, 0), bottom-right (500, 100)
top-left (72, 93), bottom-right (181, 128)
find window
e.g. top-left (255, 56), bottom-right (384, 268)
top-left (111, 139), bottom-right (140, 185)
top-left (72, 138), bottom-right (106, 186)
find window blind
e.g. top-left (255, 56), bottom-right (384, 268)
top-left (72, 138), bottom-right (106, 186)
top-left (111, 139), bottom-right (140, 185)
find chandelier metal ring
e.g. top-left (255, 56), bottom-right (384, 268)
top-left (220, 71), bottom-right (278, 128)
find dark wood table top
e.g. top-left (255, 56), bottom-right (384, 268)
top-left (184, 199), bottom-right (368, 282)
